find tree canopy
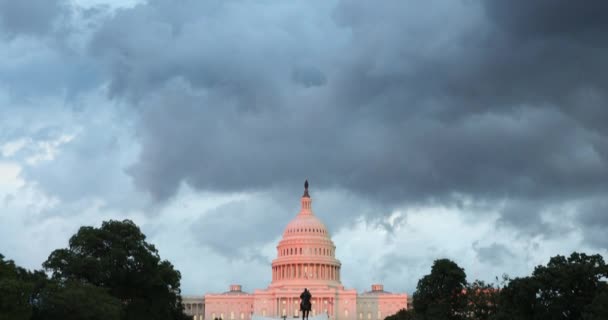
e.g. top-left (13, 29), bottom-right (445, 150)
top-left (43, 219), bottom-right (189, 320)
top-left (413, 259), bottom-right (467, 320)
top-left (392, 252), bottom-right (608, 320)
top-left (496, 252), bottom-right (608, 320)
top-left (0, 254), bottom-right (35, 320)
top-left (31, 280), bottom-right (122, 320)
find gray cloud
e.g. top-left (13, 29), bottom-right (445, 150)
top-left (474, 242), bottom-right (515, 266)
top-left (2, 0), bottom-right (608, 284)
top-left (74, 0), bottom-right (608, 242)
top-left (190, 193), bottom-right (290, 258)
top-left (0, 0), bottom-right (69, 38)
top-left (577, 199), bottom-right (608, 248)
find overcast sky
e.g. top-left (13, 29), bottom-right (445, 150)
top-left (1, 0), bottom-right (607, 296)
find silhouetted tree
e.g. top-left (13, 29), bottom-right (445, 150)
top-left (385, 308), bottom-right (417, 320)
top-left (32, 280), bottom-right (121, 320)
top-left (413, 259), bottom-right (467, 320)
top-left (583, 288), bottom-right (608, 320)
top-left (496, 252), bottom-right (608, 320)
top-left (0, 254), bottom-right (34, 320)
top-left (464, 280), bottom-right (498, 320)
top-left (43, 219), bottom-right (189, 320)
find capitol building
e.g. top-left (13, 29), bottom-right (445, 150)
top-left (183, 181), bottom-right (408, 320)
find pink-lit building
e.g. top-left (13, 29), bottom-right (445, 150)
top-left (184, 182), bottom-right (408, 320)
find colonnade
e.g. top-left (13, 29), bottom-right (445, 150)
top-left (272, 264), bottom-right (340, 281)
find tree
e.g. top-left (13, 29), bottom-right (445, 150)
top-left (496, 252), bottom-right (608, 320)
top-left (0, 254), bottom-right (34, 320)
top-left (583, 288), bottom-right (608, 320)
top-left (43, 219), bottom-right (189, 320)
top-left (32, 280), bottom-right (122, 320)
top-left (385, 308), bottom-right (417, 320)
top-left (413, 259), bottom-right (467, 320)
top-left (533, 252), bottom-right (607, 320)
top-left (494, 277), bottom-right (539, 320)
top-left (464, 280), bottom-right (498, 320)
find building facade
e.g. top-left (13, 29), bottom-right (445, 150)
top-left (184, 182), bottom-right (408, 320)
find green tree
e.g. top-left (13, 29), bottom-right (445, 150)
top-left (385, 308), bottom-right (417, 320)
top-left (496, 252), bottom-right (608, 320)
top-left (32, 280), bottom-right (122, 320)
top-left (413, 259), bottom-right (467, 320)
top-left (494, 277), bottom-right (538, 320)
top-left (0, 254), bottom-right (33, 320)
top-left (534, 252), bottom-right (607, 320)
top-left (464, 280), bottom-right (498, 320)
top-left (583, 288), bottom-right (608, 320)
top-left (43, 219), bottom-right (189, 320)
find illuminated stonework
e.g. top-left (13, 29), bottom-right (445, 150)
top-left (185, 182), bottom-right (408, 320)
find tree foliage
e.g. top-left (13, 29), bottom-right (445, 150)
top-left (583, 288), bottom-right (608, 320)
top-left (385, 308), bottom-right (417, 320)
top-left (32, 280), bottom-right (122, 320)
top-left (43, 219), bottom-right (188, 320)
top-left (0, 254), bottom-right (34, 320)
top-left (496, 252), bottom-right (608, 320)
top-left (413, 259), bottom-right (467, 320)
top-left (464, 280), bottom-right (498, 320)
top-left (388, 252), bottom-right (608, 320)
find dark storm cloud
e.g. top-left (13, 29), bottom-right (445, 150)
top-left (473, 242), bottom-right (515, 266)
top-left (79, 0), bottom-right (608, 239)
top-left (577, 198), bottom-right (608, 248)
top-left (485, 0), bottom-right (608, 39)
top-left (190, 194), bottom-right (290, 258)
top-left (0, 0), bottom-right (68, 38)
top-left (4, 0), bottom-right (599, 246)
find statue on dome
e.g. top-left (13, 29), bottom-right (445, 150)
top-left (303, 180), bottom-right (310, 198)
top-left (300, 288), bottom-right (312, 320)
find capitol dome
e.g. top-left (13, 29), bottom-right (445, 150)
top-left (197, 180), bottom-right (409, 320)
top-left (270, 180), bottom-right (342, 288)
